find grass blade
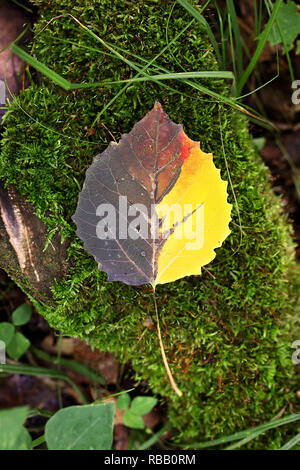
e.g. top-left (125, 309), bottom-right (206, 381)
top-left (226, 0), bottom-right (243, 78)
top-left (0, 362), bottom-right (87, 404)
top-left (100, 70), bottom-right (234, 85)
top-left (280, 432), bottom-right (300, 450)
top-left (225, 430), bottom-right (263, 450)
top-left (10, 0), bottom-right (34, 13)
top-left (176, 0), bottom-right (222, 65)
top-left (254, 0), bottom-right (264, 37)
top-left (186, 412), bottom-right (300, 449)
top-left (32, 435), bottom-right (46, 448)
top-left (9, 43), bottom-right (72, 90)
top-left (0, 24), bottom-right (30, 55)
top-left (237, 0), bottom-right (283, 94)
top-left (138, 424), bottom-right (170, 450)
top-left (213, 1), bottom-right (228, 70)
top-left (31, 346), bottom-right (106, 384)
top-left (11, 42), bottom-right (234, 96)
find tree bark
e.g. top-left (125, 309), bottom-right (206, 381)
top-left (0, 182), bottom-right (69, 303)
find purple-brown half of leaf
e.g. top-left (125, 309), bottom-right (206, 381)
top-left (72, 102), bottom-right (187, 285)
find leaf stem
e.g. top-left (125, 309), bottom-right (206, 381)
top-left (152, 287), bottom-right (182, 397)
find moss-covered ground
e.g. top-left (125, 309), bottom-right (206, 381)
top-left (0, 0), bottom-right (299, 447)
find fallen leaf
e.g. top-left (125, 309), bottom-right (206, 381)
top-left (73, 102), bottom-right (231, 287)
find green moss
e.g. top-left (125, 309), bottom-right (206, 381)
top-left (0, 0), bottom-right (299, 448)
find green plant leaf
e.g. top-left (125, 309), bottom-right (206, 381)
top-left (45, 403), bottom-right (114, 450)
top-left (130, 396), bottom-right (158, 415)
top-left (6, 332), bottom-right (30, 360)
top-left (0, 322), bottom-right (15, 346)
top-left (268, 0), bottom-right (300, 51)
top-left (253, 137), bottom-right (266, 152)
top-left (12, 303), bottom-right (32, 326)
top-left (123, 409), bottom-right (145, 429)
top-left (116, 392), bottom-right (131, 410)
top-left (0, 406), bottom-right (32, 450)
top-left (15, 427), bottom-right (32, 450)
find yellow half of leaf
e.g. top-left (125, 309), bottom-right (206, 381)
top-left (154, 142), bottom-right (231, 286)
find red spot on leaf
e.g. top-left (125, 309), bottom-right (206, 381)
top-left (180, 132), bottom-right (196, 160)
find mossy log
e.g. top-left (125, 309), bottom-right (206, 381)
top-left (0, 0), bottom-right (299, 447)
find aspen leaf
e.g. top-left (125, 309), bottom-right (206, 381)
top-left (73, 102), bottom-right (231, 287)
